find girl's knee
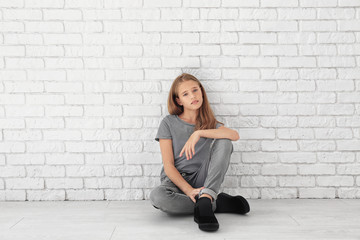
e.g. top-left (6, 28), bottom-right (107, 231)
top-left (214, 138), bottom-right (233, 152)
top-left (150, 186), bottom-right (167, 208)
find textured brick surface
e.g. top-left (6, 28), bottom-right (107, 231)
top-left (0, 1), bottom-right (359, 200)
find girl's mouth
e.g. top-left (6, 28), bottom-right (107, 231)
top-left (192, 100), bottom-right (199, 104)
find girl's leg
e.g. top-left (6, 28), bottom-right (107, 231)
top-left (194, 138), bottom-right (233, 201)
top-left (149, 177), bottom-right (195, 215)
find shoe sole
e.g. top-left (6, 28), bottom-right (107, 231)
top-left (194, 216), bottom-right (219, 232)
top-left (218, 193), bottom-right (250, 214)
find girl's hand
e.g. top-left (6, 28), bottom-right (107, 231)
top-left (179, 131), bottom-right (201, 160)
top-left (186, 187), bottom-right (205, 203)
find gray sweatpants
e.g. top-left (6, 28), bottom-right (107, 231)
top-left (150, 138), bottom-right (234, 215)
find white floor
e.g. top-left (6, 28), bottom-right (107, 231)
top-left (0, 199), bottom-right (359, 240)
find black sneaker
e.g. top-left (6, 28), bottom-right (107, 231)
top-left (194, 197), bottom-right (219, 232)
top-left (215, 192), bottom-right (250, 214)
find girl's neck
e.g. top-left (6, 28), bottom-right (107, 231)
top-left (179, 111), bottom-right (198, 124)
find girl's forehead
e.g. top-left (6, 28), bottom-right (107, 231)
top-left (178, 80), bottom-right (199, 91)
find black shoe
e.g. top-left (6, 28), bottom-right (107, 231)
top-left (194, 197), bottom-right (219, 232)
top-left (215, 192), bottom-right (250, 214)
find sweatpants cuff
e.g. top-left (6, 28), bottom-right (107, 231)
top-left (198, 188), bottom-right (217, 201)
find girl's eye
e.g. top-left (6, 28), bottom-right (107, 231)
top-left (183, 93), bottom-right (187, 96)
top-left (194, 89), bottom-right (198, 92)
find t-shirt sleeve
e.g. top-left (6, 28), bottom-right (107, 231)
top-left (216, 122), bottom-right (223, 129)
top-left (155, 118), bottom-right (172, 142)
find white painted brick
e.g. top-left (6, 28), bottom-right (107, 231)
top-left (261, 188), bottom-right (297, 199)
top-left (6, 178), bottom-right (44, 189)
top-left (262, 140), bottom-right (298, 151)
top-left (337, 116), bottom-right (360, 127)
top-left (46, 153), bottom-right (84, 165)
top-left (26, 166), bottom-right (65, 177)
top-left (46, 106), bottom-right (83, 117)
top-left (46, 178), bottom-right (83, 189)
top-left (318, 57), bottom-right (356, 68)
top-left (26, 118), bottom-right (64, 129)
top-left (238, 9), bottom-right (276, 20)
top-left (0, 22), bottom-right (24, 32)
top-left (242, 152), bottom-right (277, 163)
top-left (260, 92), bottom-right (297, 103)
top-left (279, 104), bottom-right (316, 116)
top-left (0, 119), bottom-right (24, 129)
top-left (315, 128), bottom-right (353, 139)
top-left (228, 164), bottom-right (261, 175)
top-left (0, 46), bottom-right (25, 56)
top-left (239, 32), bottom-right (276, 43)
top-left (5, 82), bottom-right (43, 93)
top-left (83, 10), bottom-right (122, 20)
top-left (123, 153), bottom-right (161, 165)
top-left (222, 0), bottom-right (259, 7)
top-left (241, 104), bottom-right (277, 116)
top-left (27, 46), bottom-right (64, 57)
top-left (299, 188), bottom-right (336, 198)
top-left (278, 80), bottom-right (315, 91)
top-left (318, 8), bottom-right (355, 20)
top-left (279, 176), bottom-right (315, 187)
top-left (3, 130), bottom-right (41, 141)
top-left (262, 164), bottom-right (297, 175)
top-left (65, 142), bottom-right (103, 153)
top-left (0, 142), bottom-right (25, 153)
top-left (25, 21), bottom-right (64, 33)
top-left (300, 0), bottom-right (337, 7)
top-left (299, 92), bottom-right (336, 103)
top-left (123, 33), bottom-right (160, 44)
top-left (44, 33), bottom-right (82, 44)
top-left (123, 177), bottom-right (159, 188)
top-left (241, 176), bottom-right (277, 187)
top-left (318, 104), bottom-right (354, 115)
top-left (222, 45), bottom-right (259, 56)
top-left (66, 190), bottom-right (104, 200)
top-left (222, 92), bottom-right (257, 103)
top-left (24, 0), bottom-right (64, 8)
top-left (84, 177), bottom-right (122, 188)
top-left (45, 58), bottom-right (83, 69)
top-left (261, 117), bottom-right (297, 127)
top-left (65, 22), bottom-right (102, 33)
top-left (0, 0), bottom-right (24, 7)
top-left (300, 141), bottom-right (336, 152)
top-left (182, 20), bottom-right (220, 32)
top-left (261, 0), bottom-right (298, 7)
top-left (65, 118), bottom-right (103, 129)
top-left (317, 176), bottom-right (354, 187)
top-left (0, 190), bottom-right (26, 201)
top-left (278, 8), bottom-right (316, 20)
top-left (105, 189), bottom-right (143, 200)
top-left (298, 116), bottom-right (335, 127)
top-left (278, 128), bottom-right (314, 139)
top-left (318, 152), bottom-right (355, 163)
top-left (337, 188), bottom-right (360, 198)
top-left (66, 166), bottom-right (104, 177)
top-left (44, 10), bottom-right (82, 20)
top-left (183, 0), bottom-right (220, 7)
top-left (6, 58), bottom-right (44, 69)
top-left (26, 142), bottom-right (64, 153)
top-left (104, 117), bottom-right (142, 128)
top-left (28, 70), bottom-right (66, 81)
top-left (7, 154), bottom-right (45, 165)
top-left (0, 166), bottom-right (25, 177)
top-left (337, 164), bottom-right (360, 175)
top-left (299, 164), bottom-right (336, 175)
top-left (223, 69), bottom-right (260, 80)
top-left (337, 140), bottom-right (360, 151)
top-left (279, 152), bottom-right (316, 163)
top-left (278, 32), bottom-right (316, 44)
top-left (27, 190), bottom-right (65, 201)
top-left (161, 8), bottom-right (199, 19)
top-left (123, 106), bottom-right (161, 116)
top-left (240, 57), bottom-right (277, 67)
top-left (200, 9), bottom-right (238, 19)
top-left (44, 130), bottom-right (81, 141)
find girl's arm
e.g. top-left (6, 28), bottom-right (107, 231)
top-left (197, 126), bottom-right (240, 141)
top-left (159, 139), bottom-right (203, 202)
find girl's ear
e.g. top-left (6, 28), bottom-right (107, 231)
top-left (175, 97), bottom-right (182, 106)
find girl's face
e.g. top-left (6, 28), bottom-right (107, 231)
top-left (176, 80), bottom-right (203, 111)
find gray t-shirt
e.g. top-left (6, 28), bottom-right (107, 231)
top-left (155, 114), bottom-right (222, 181)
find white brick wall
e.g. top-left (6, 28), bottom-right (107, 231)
top-left (0, 0), bottom-right (359, 201)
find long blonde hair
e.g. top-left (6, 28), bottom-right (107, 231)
top-left (167, 73), bottom-right (223, 131)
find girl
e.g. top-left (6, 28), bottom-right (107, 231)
top-left (150, 73), bottom-right (250, 232)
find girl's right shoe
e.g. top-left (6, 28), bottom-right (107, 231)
top-left (214, 192), bottom-right (250, 214)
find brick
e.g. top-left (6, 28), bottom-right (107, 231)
top-left (27, 190), bottom-right (65, 201)
top-left (66, 190), bottom-right (104, 200)
top-left (317, 176), bottom-right (354, 186)
top-left (279, 176), bottom-right (315, 187)
top-left (105, 189), bottom-right (143, 200)
top-left (299, 188), bottom-right (336, 198)
top-left (261, 188), bottom-right (297, 199)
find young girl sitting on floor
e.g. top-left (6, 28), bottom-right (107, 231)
top-left (150, 73), bottom-right (250, 232)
